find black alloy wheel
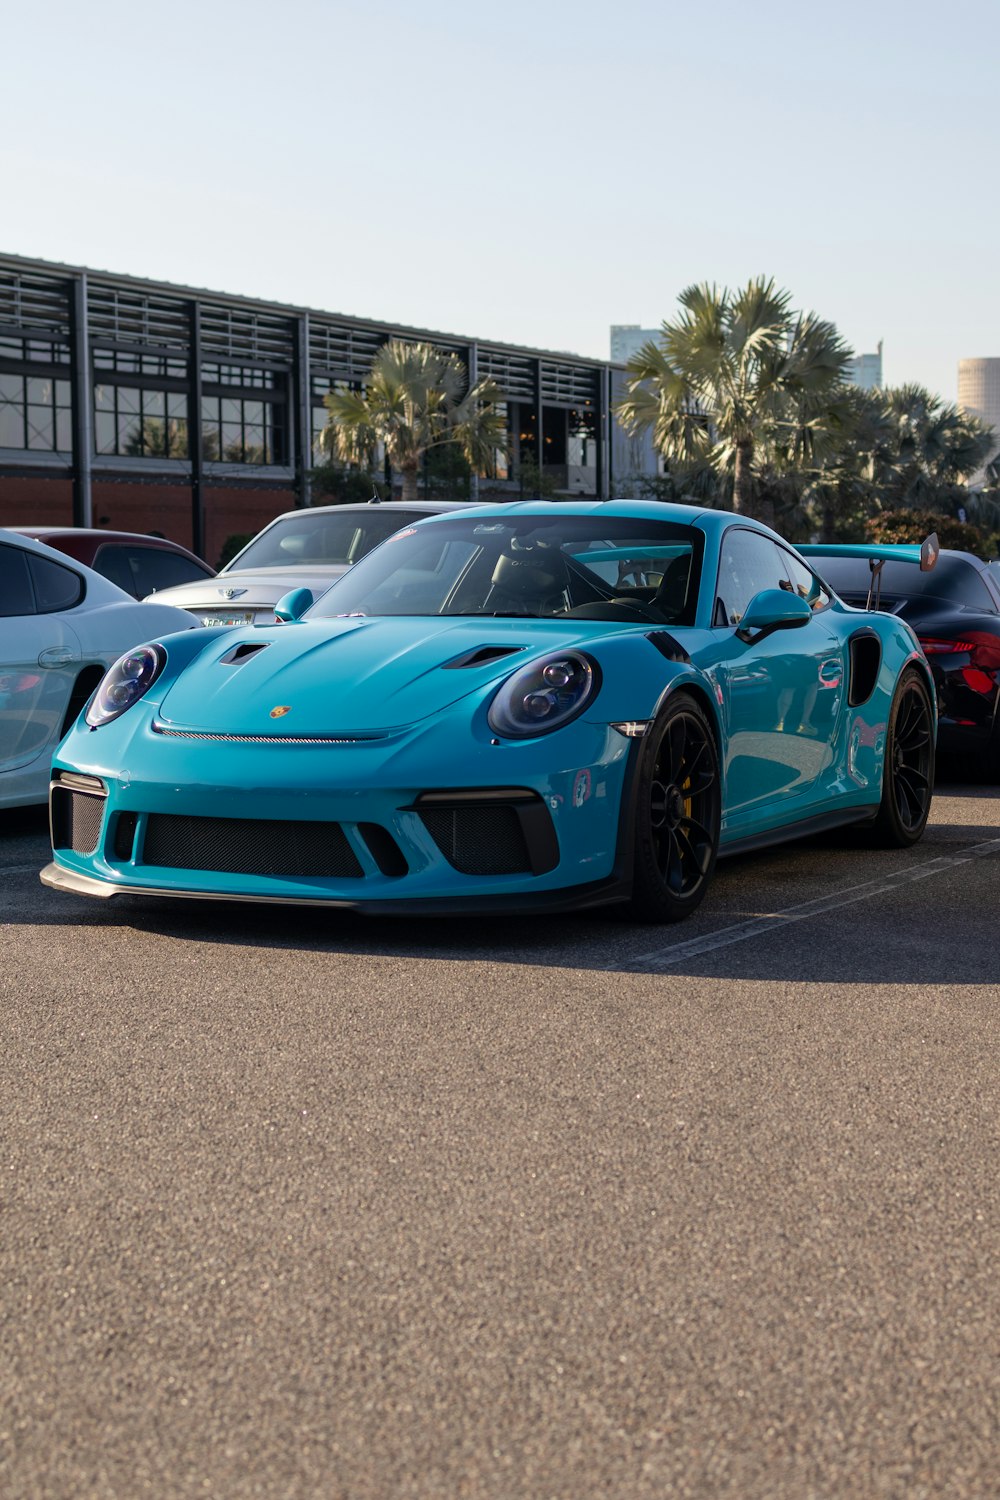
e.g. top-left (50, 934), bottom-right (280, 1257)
top-left (869, 667), bottom-right (935, 847)
top-left (629, 692), bottom-right (721, 922)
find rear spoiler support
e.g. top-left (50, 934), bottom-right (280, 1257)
top-left (864, 532), bottom-right (939, 612)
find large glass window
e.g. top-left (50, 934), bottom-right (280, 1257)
top-left (91, 347), bottom-right (189, 459)
top-left (310, 376), bottom-right (361, 464)
top-left (94, 383), bottom-right (189, 458)
top-left (305, 514), bottom-right (705, 623)
top-left (201, 361), bottom-right (287, 465)
top-left (0, 341), bottom-right (72, 453)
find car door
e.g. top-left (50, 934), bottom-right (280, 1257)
top-left (0, 540), bottom-right (83, 774)
top-left (708, 528), bottom-right (843, 818)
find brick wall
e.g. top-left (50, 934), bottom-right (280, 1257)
top-left (0, 475), bottom-right (295, 570)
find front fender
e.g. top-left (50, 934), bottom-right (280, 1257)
top-left (581, 630), bottom-right (722, 740)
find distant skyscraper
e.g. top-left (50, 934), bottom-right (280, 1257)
top-left (958, 358), bottom-right (1000, 473)
top-left (610, 324), bottom-right (659, 365)
top-left (845, 341), bottom-right (883, 391)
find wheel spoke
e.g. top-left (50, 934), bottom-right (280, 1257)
top-left (679, 814), bottom-right (713, 849)
top-left (666, 717), bottom-right (686, 784)
top-left (676, 824), bottom-right (711, 877)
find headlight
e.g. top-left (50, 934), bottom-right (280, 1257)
top-left (488, 652), bottom-right (599, 738)
top-left (85, 645), bottom-right (166, 728)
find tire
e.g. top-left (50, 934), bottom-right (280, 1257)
top-left (868, 666), bottom-right (935, 847)
top-left (628, 692), bottom-right (721, 922)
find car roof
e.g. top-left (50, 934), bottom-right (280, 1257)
top-left (261, 499), bottom-right (471, 525)
top-left (10, 526), bottom-right (204, 557)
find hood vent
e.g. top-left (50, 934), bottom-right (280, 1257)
top-left (220, 642), bottom-right (271, 665)
top-left (444, 644), bottom-right (526, 670)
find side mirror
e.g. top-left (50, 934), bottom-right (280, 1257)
top-left (273, 587), bottom-right (314, 623)
top-left (920, 532), bottom-right (940, 572)
top-left (736, 588), bottom-right (811, 644)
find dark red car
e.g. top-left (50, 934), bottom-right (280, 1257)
top-left (9, 528), bottom-right (215, 600)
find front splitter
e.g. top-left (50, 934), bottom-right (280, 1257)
top-left (38, 861), bottom-right (628, 917)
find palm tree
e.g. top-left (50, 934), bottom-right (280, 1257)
top-left (318, 339), bottom-right (507, 503)
top-left (616, 278), bottom-right (852, 518)
top-left (874, 385), bottom-right (995, 507)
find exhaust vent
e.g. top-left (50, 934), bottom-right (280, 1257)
top-left (444, 645), bottom-right (525, 670)
top-left (220, 642), bottom-right (271, 665)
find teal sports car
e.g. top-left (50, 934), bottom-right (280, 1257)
top-left (41, 502), bottom-right (936, 923)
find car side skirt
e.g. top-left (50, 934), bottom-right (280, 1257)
top-left (719, 804), bottom-right (878, 859)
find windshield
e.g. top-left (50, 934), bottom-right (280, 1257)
top-left (816, 554), bottom-right (997, 611)
top-left (226, 508), bottom-right (432, 572)
top-left (305, 514), bottom-right (704, 623)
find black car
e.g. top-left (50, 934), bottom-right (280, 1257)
top-left (802, 542), bottom-right (1000, 775)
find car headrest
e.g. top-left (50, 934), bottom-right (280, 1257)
top-left (491, 548), bottom-right (569, 598)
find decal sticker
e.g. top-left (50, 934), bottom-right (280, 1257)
top-left (572, 768), bottom-right (592, 807)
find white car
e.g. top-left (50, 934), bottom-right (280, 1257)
top-left (0, 529), bottom-right (196, 808)
top-left (141, 500), bottom-right (471, 625)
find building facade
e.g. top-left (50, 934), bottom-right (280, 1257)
top-left (0, 254), bottom-right (640, 567)
top-left (609, 325), bottom-right (660, 366)
top-left (844, 342), bottom-right (883, 391)
top-left (958, 358), bottom-right (1000, 477)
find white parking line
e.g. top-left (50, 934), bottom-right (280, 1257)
top-left (620, 837), bottom-right (1000, 972)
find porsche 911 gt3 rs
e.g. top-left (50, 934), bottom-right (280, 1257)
top-left (41, 501), bottom-right (936, 922)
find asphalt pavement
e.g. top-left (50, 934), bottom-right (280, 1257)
top-left (1, 785), bottom-right (999, 1498)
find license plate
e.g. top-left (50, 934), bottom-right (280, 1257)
top-left (197, 609), bottom-right (255, 626)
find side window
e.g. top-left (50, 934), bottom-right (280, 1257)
top-left (781, 550), bottom-right (830, 611)
top-left (91, 547), bottom-right (134, 594)
top-left (715, 529), bottom-right (792, 625)
top-left (27, 552), bottom-right (85, 612)
top-left (97, 546), bottom-right (210, 598)
top-left (949, 561), bottom-right (998, 613)
top-left (0, 543), bottom-right (36, 616)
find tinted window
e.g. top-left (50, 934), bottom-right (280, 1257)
top-left (229, 509), bottom-right (439, 571)
top-left (781, 549), bottom-right (831, 611)
top-left (0, 543), bottom-right (35, 616)
top-left (93, 545), bottom-right (211, 598)
top-left (715, 529), bottom-right (790, 625)
top-left (816, 555), bottom-right (998, 612)
top-left (28, 552), bottom-right (84, 612)
top-left (306, 515), bottom-right (704, 622)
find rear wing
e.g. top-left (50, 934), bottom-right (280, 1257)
top-left (799, 535), bottom-right (939, 611)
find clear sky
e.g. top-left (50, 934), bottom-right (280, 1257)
top-left (3, 0), bottom-right (997, 401)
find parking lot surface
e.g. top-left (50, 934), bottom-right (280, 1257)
top-left (2, 785), bottom-right (999, 1498)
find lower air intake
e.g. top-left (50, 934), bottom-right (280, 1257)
top-left (142, 814), bottom-right (363, 878)
top-left (50, 786), bottom-right (105, 855)
top-left (419, 804), bottom-right (532, 875)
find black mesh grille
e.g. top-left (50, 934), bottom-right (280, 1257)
top-left (51, 788), bottom-right (105, 855)
top-left (420, 805), bottom-right (531, 875)
top-left (142, 814), bottom-right (363, 878)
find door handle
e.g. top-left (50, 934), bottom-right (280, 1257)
top-left (37, 647), bottom-right (77, 667)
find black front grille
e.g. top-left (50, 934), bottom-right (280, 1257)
top-left (50, 787), bottom-right (105, 855)
top-left (141, 814), bottom-right (363, 878)
top-left (420, 804), bottom-right (532, 875)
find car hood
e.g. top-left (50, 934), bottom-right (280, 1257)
top-left (157, 616), bottom-right (607, 735)
top-left (143, 567), bottom-right (352, 610)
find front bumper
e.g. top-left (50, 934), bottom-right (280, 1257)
top-left (43, 712), bottom-right (637, 912)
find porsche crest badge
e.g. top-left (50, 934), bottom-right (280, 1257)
top-left (269, 705), bottom-right (292, 719)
